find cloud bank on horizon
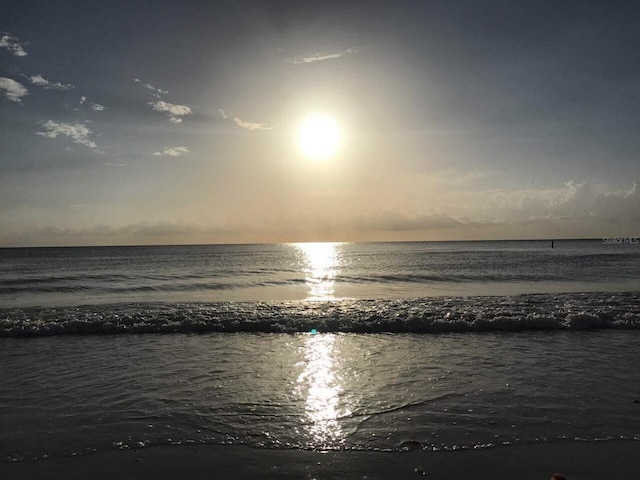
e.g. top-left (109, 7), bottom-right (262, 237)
top-left (0, 1), bottom-right (639, 246)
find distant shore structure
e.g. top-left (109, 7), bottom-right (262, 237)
top-left (551, 240), bottom-right (554, 248)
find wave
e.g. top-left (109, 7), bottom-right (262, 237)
top-left (1, 269), bottom-right (630, 297)
top-left (1, 292), bottom-right (639, 337)
top-left (0, 278), bottom-right (309, 295)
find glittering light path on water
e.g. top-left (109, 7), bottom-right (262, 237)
top-left (295, 334), bottom-right (350, 447)
top-left (293, 242), bottom-right (343, 301)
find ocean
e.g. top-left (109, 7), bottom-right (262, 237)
top-left (1, 240), bottom-right (639, 464)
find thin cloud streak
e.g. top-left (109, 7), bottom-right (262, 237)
top-left (8, 222), bottom-right (229, 242)
top-left (288, 47), bottom-right (360, 64)
top-left (28, 74), bottom-right (74, 91)
top-left (0, 77), bottom-right (28, 102)
top-left (153, 146), bottom-right (189, 157)
top-left (134, 78), bottom-right (168, 97)
top-left (233, 117), bottom-right (277, 130)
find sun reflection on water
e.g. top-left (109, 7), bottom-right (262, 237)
top-left (293, 242), bottom-right (343, 300)
top-left (295, 334), bottom-right (349, 448)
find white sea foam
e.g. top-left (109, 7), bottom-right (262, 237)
top-left (1, 292), bottom-right (639, 337)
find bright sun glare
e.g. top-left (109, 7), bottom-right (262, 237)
top-left (297, 114), bottom-right (342, 160)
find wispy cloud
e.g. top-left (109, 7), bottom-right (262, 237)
top-left (135, 78), bottom-right (190, 123)
top-left (217, 108), bottom-right (229, 119)
top-left (288, 47), bottom-right (360, 64)
top-left (134, 78), bottom-right (168, 97)
top-left (233, 117), bottom-right (277, 131)
top-left (19, 221), bottom-right (227, 240)
top-left (0, 77), bottom-right (28, 102)
top-left (78, 95), bottom-right (105, 111)
top-left (0, 32), bottom-right (27, 57)
top-left (148, 100), bottom-right (192, 123)
top-left (28, 74), bottom-right (74, 91)
top-left (37, 120), bottom-right (97, 149)
top-left (153, 146), bottom-right (189, 157)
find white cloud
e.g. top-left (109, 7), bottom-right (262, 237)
top-left (28, 74), bottom-right (74, 90)
top-left (135, 79), bottom-right (191, 122)
top-left (475, 181), bottom-right (640, 225)
top-left (288, 47), bottom-right (360, 64)
top-left (0, 32), bottom-right (27, 57)
top-left (78, 96), bottom-right (105, 111)
top-left (37, 120), bottom-right (97, 149)
top-left (217, 108), bottom-right (229, 119)
top-left (0, 77), bottom-right (28, 102)
top-left (148, 100), bottom-right (192, 123)
top-left (233, 117), bottom-right (277, 131)
top-left (134, 78), bottom-right (168, 97)
top-left (153, 146), bottom-right (189, 157)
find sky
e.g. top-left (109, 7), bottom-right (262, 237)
top-left (1, 0), bottom-right (639, 246)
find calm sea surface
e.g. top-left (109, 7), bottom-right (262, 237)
top-left (1, 240), bottom-right (639, 462)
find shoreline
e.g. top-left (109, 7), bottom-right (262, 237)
top-left (3, 441), bottom-right (639, 480)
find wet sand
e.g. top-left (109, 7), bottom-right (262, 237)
top-left (3, 441), bottom-right (639, 480)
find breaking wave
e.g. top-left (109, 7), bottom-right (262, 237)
top-left (2, 292), bottom-right (639, 337)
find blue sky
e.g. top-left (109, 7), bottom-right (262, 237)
top-left (1, 0), bottom-right (639, 246)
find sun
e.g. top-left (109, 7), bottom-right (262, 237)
top-left (297, 114), bottom-right (342, 160)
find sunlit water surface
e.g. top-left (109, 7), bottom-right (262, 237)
top-left (1, 240), bottom-right (639, 462)
top-left (1, 331), bottom-right (640, 461)
top-left (1, 240), bottom-right (639, 307)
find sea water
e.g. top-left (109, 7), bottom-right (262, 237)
top-left (1, 240), bottom-right (639, 462)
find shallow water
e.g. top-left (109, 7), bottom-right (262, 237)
top-left (2, 330), bottom-right (640, 461)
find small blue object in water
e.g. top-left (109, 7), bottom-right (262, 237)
top-left (310, 328), bottom-right (318, 335)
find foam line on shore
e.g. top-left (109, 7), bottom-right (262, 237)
top-left (3, 441), bottom-right (639, 480)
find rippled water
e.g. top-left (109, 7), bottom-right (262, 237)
top-left (2, 331), bottom-right (640, 462)
top-left (1, 240), bottom-right (639, 462)
top-left (1, 240), bottom-right (638, 307)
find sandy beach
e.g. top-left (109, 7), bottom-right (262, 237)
top-left (3, 441), bottom-right (639, 480)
